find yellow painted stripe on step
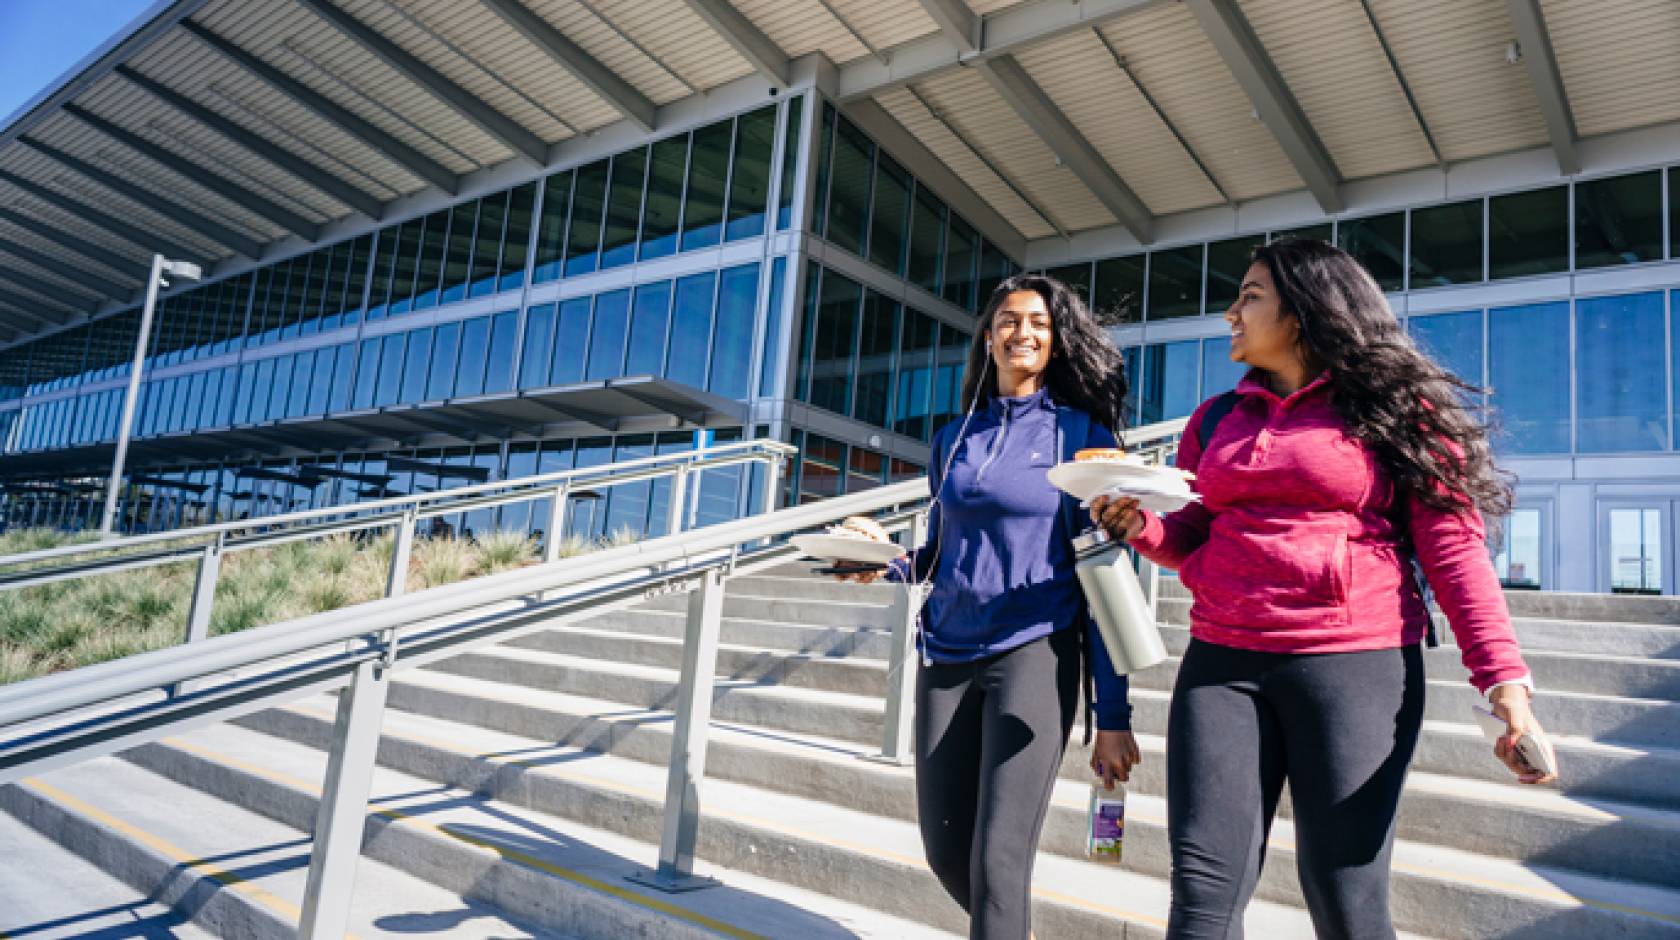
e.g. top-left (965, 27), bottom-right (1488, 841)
top-left (16, 778), bottom-right (347, 937)
top-left (160, 738), bottom-right (769, 940)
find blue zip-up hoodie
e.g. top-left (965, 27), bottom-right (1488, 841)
top-left (891, 387), bottom-right (1133, 731)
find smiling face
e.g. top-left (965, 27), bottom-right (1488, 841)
top-left (988, 290), bottom-right (1055, 382)
top-left (1225, 261), bottom-right (1301, 372)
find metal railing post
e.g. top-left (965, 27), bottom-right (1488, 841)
top-left (665, 466), bottom-right (690, 537)
top-left (169, 532), bottom-right (227, 699)
top-left (870, 511), bottom-right (925, 765)
top-left (386, 508), bottom-right (417, 598)
top-left (630, 567), bottom-right (725, 892)
top-left (542, 483), bottom-right (571, 563)
top-left (298, 648), bottom-right (392, 939)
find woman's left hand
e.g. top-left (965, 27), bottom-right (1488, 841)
top-left (1490, 684), bottom-right (1558, 785)
top-left (1090, 730), bottom-right (1142, 790)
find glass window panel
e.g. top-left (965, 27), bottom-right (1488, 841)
top-left (640, 136), bottom-right (688, 261)
top-left (1577, 292), bottom-right (1666, 452)
top-left (282, 260), bottom-right (309, 340)
top-left (533, 170), bottom-right (573, 283)
top-left (826, 116), bottom-right (873, 255)
top-left (374, 336), bottom-right (404, 406)
top-left (498, 182), bottom-right (534, 292)
top-left (1410, 199), bottom-right (1484, 287)
top-left (519, 303), bottom-right (556, 390)
top-left (709, 263), bottom-right (759, 399)
top-left (682, 121), bottom-right (732, 252)
top-left (1199, 336), bottom-right (1248, 397)
top-left (604, 434), bottom-right (656, 537)
top-left (261, 356), bottom-right (287, 420)
top-left (626, 280), bottom-right (674, 377)
top-left (566, 160), bottom-right (608, 277)
top-left (441, 201), bottom-right (475, 303)
top-left (469, 192), bottom-right (506, 298)
top-left (810, 269), bottom-right (861, 414)
top-left (387, 219), bottom-right (423, 316)
top-left (1408, 310), bottom-right (1484, 399)
top-left (455, 316), bottom-right (490, 397)
top-left (342, 235), bottom-right (370, 327)
top-left (931, 324), bottom-right (969, 433)
top-left (483, 311), bottom-right (518, 394)
top-left (413, 209), bottom-right (448, 310)
top-left (550, 297), bottom-right (591, 386)
top-left (867, 151), bottom-right (911, 274)
top-left (1139, 340), bottom-right (1200, 424)
top-left (1270, 223), bottom-right (1332, 243)
top-left (1046, 263), bottom-right (1093, 304)
top-left (351, 340), bottom-right (380, 410)
top-left (759, 255), bottom-right (787, 398)
top-left (1672, 168), bottom-right (1680, 260)
top-left (1206, 236), bottom-right (1266, 312)
top-left (1335, 214), bottom-right (1406, 293)
top-left (1576, 171), bottom-right (1663, 269)
top-left (668, 272), bottom-right (717, 388)
top-left (1147, 245), bottom-right (1202, 320)
top-left (317, 244), bottom-right (343, 332)
top-left (217, 366), bottom-right (240, 425)
top-left (847, 445), bottom-right (884, 493)
top-left (908, 184), bottom-right (945, 294)
top-left (776, 98), bottom-right (803, 231)
top-left (726, 105), bottom-right (776, 241)
top-left (977, 241), bottom-right (1013, 310)
top-left (427, 321), bottom-right (460, 401)
top-left (283, 354), bottom-right (310, 418)
top-left (1490, 186), bottom-right (1568, 279)
top-left (1488, 301), bottom-right (1570, 453)
top-left (812, 104), bottom-right (836, 236)
top-left (1492, 508), bottom-right (1541, 588)
top-left (1608, 508), bottom-right (1663, 594)
top-left (237, 361), bottom-right (262, 421)
top-left (798, 432), bottom-right (844, 503)
top-left (853, 290), bottom-right (899, 426)
top-left (366, 228), bottom-right (396, 320)
top-left (328, 345), bottom-right (355, 412)
top-left (300, 250), bottom-right (327, 335)
top-left (308, 347), bottom-right (335, 415)
top-left (585, 289), bottom-right (631, 381)
top-left (400, 327), bottom-right (433, 403)
top-left (942, 216), bottom-right (978, 311)
top-left (1092, 255), bottom-right (1144, 327)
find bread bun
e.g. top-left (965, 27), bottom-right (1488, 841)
top-left (830, 515), bottom-right (889, 543)
top-left (1074, 447), bottom-right (1130, 463)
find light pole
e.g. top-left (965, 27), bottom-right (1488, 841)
top-left (99, 253), bottom-right (201, 538)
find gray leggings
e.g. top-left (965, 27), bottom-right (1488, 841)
top-left (915, 627), bottom-right (1081, 940)
top-left (1167, 639), bottom-right (1425, 940)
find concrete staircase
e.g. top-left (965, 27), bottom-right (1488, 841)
top-left (5, 566), bottom-right (1680, 939)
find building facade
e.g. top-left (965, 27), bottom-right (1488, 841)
top-left (2, 0), bottom-right (1678, 596)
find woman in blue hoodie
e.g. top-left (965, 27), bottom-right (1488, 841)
top-left (841, 274), bottom-right (1138, 940)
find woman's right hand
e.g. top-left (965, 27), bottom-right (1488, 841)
top-left (1089, 495), bottom-right (1145, 541)
top-left (1090, 730), bottom-right (1142, 789)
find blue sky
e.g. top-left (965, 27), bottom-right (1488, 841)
top-left (0, 0), bottom-right (158, 125)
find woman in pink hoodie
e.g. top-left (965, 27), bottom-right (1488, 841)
top-left (1092, 239), bottom-right (1553, 940)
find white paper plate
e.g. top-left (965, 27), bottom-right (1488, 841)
top-left (1046, 462), bottom-right (1192, 501)
top-left (790, 533), bottom-right (907, 565)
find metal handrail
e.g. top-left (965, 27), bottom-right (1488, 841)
top-left (0, 416), bottom-right (1188, 938)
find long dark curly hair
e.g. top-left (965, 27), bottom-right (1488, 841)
top-left (1253, 239), bottom-right (1514, 517)
top-left (959, 273), bottom-right (1130, 435)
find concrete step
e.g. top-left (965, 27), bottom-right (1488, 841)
top-left (224, 697), bottom-right (1420, 940)
top-left (379, 668), bottom-right (1680, 889)
top-left (584, 608), bottom-right (897, 659)
top-left (132, 714), bottom-right (1314, 940)
top-left (239, 695), bottom-right (1680, 940)
top-left (730, 573), bottom-right (903, 604)
top-left (114, 721), bottom-right (966, 940)
top-left (0, 758), bottom-right (546, 939)
top-left (435, 641), bottom-right (1680, 809)
top-left (642, 590), bottom-right (898, 630)
top-left (0, 808), bottom-right (220, 939)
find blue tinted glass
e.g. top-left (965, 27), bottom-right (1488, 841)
top-left (709, 263), bottom-right (759, 399)
top-left (1139, 340), bottom-right (1200, 424)
top-left (1489, 302), bottom-right (1570, 453)
top-left (483, 311), bottom-right (518, 394)
top-left (236, 362), bottom-right (259, 422)
top-left (352, 339), bottom-right (380, 409)
top-left (550, 297), bottom-right (591, 386)
top-left (930, 325), bottom-right (968, 433)
top-left (1408, 310), bottom-right (1483, 395)
top-left (625, 281), bottom-right (673, 376)
top-left (533, 171), bottom-right (572, 283)
top-left (442, 201), bottom-right (475, 304)
top-left (374, 336), bottom-right (405, 406)
top-left (725, 105), bottom-right (775, 242)
top-left (428, 322), bottom-right (460, 401)
top-left (892, 309), bottom-right (937, 441)
top-left (288, 353), bottom-right (313, 417)
top-left (218, 366), bottom-right (240, 425)
top-left (811, 270), bottom-right (861, 414)
top-left (683, 121), bottom-right (732, 251)
top-left (668, 272), bottom-right (716, 387)
top-left (566, 161), bottom-right (608, 277)
top-left (401, 327), bottom-right (433, 402)
top-left (497, 183), bottom-right (534, 292)
top-left (601, 149), bottom-right (647, 270)
top-left (605, 434), bottom-right (656, 537)
top-left (1199, 336), bottom-right (1247, 397)
top-left (329, 345), bottom-right (355, 412)
top-left (640, 136), bottom-right (687, 261)
top-left (520, 304), bottom-right (556, 389)
top-left (309, 347), bottom-right (335, 414)
top-left (1577, 292), bottom-right (1666, 452)
top-left (1121, 347), bottom-right (1140, 424)
top-left (469, 193), bottom-right (505, 298)
top-left (759, 255), bottom-right (787, 398)
top-left (455, 317), bottom-right (490, 397)
top-left (851, 289), bottom-right (896, 425)
top-left (586, 290), bottom-right (631, 381)
top-left (252, 357), bottom-right (277, 421)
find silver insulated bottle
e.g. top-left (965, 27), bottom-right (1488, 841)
top-left (1072, 528), bottom-right (1168, 675)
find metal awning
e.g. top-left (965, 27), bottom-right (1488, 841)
top-left (0, 376), bottom-right (745, 481)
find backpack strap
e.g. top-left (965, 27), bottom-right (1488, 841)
top-left (1197, 390), bottom-right (1242, 452)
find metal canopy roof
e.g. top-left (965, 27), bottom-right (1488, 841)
top-left (0, 375), bottom-right (746, 479)
top-left (1, 0), bottom-right (1675, 350)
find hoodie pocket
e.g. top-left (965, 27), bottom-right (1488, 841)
top-left (1179, 515), bottom-right (1352, 624)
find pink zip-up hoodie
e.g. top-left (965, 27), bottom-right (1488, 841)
top-left (1131, 371), bottom-right (1530, 692)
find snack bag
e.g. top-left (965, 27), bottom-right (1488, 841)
top-left (1087, 782), bottom-right (1125, 864)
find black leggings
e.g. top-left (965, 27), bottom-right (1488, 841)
top-left (915, 627), bottom-right (1081, 940)
top-left (1166, 639), bottom-right (1425, 940)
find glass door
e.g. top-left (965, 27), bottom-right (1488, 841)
top-left (1598, 501), bottom-right (1672, 595)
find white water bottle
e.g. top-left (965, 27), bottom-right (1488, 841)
top-left (1072, 527), bottom-right (1168, 675)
